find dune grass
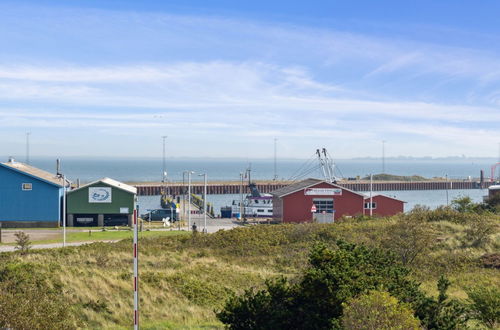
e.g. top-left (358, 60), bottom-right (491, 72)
top-left (1, 212), bottom-right (498, 329)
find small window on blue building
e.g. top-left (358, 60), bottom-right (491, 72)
top-left (22, 183), bottom-right (32, 191)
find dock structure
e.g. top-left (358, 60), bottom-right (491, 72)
top-left (133, 180), bottom-right (494, 196)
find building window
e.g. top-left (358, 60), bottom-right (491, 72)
top-left (22, 183), bottom-right (32, 191)
top-left (313, 198), bottom-right (334, 213)
top-left (364, 202), bottom-right (377, 209)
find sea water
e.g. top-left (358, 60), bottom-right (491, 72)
top-left (17, 156), bottom-right (496, 214)
top-left (18, 157), bottom-right (497, 183)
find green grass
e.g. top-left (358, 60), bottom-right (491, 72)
top-left (1, 229), bottom-right (188, 245)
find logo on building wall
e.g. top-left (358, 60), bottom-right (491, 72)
top-left (304, 188), bottom-right (342, 196)
top-left (89, 187), bottom-right (112, 203)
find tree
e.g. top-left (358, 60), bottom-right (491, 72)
top-left (14, 231), bottom-right (31, 254)
top-left (381, 209), bottom-right (436, 266)
top-left (451, 196), bottom-right (477, 213)
top-left (342, 290), bottom-right (421, 330)
top-left (467, 286), bottom-right (500, 329)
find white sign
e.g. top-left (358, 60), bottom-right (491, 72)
top-left (120, 207), bottom-right (129, 214)
top-left (311, 204), bottom-right (317, 213)
top-left (305, 188), bottom-right (342, 196)
top-left (89, 187), bottom-right (112, 203)
top-left (76, 217), bottom-right (94, 224)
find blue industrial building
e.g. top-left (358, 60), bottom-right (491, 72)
top-left (0, 158), bottom-right (66, 228)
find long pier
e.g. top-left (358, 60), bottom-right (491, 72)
top-left (133, 180), bottom-right (494, 196)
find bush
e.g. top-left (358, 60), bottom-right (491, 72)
top-left (218, 241), bottom-right (468, 329)
top-left (461, 215), bottom-right (496, 248)
top-left (381, 209), bottom-right (436, 266)
top-left (341, 290), bottom-right (421, 330)
top-left (451, 196), bottom-right (477, 213)
top-left (467, 286), bottom-right (500, 329)
top-left (0, 262), bottom-right (78, 329)
top-left (480, 253), bottom-right (500, 269)
top-left (14, 231), bottom-right (31, 254)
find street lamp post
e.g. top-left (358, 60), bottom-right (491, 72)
top-left (239, 172), bottom-right (244, 221)
top-left (187, 171), bottom-right (195, 230)
top-left (182, 171), bottom-right (187, 220)
top-left (199, 173), bottom-right (207, 233)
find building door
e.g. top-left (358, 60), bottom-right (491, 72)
top-left (312, 198), bottom-right (334, 223)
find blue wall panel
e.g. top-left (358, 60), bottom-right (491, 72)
top-left (0, 165), bottom-right (62, 222)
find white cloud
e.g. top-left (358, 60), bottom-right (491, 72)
top-left (0, 6), bottom-right (500, 157)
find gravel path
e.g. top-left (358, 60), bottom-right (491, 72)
top-left (0, 219), bottom-right (243, 253)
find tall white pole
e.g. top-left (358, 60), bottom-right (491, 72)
top-left (273, 138), bottom-right (278, 181)
top-left (62, 174), bottom-right (66, 247)
top-left (162, 136), bottom-right (167, 195)
top-left (239, 173), bottom-right (243, 220)
top-left (369, 174), bottom-right (373, 217)
top-left (182, 171), bottom-right (186, 220)
top-left (382, 140), bottom-right (386, 174)
top-left (26, 132), bottom-right (31, 165)
top-left (133, 208), bottom-right (139, 330)
top-left (202, 173), bottom-right (207, 233)
top-left (445, 174), bottom-right (449, 206)
top-left (188, 171), bottom-right (192, 229)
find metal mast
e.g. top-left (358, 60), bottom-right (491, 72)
top-left (382, 140), bottom-right (386, 173)
top-left (162, 136), bottom-right (167, 195)
top-left (273, 138), bottom-right (278, 180)
top-left (26, 132), bottom-right (31, 165)
top-left (322, 148), bottom-right (334, 182)
top-left (317, 149), bottom-right (329, 181)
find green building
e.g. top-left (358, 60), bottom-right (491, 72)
top-left (66, 177), bottom-right (137, 227)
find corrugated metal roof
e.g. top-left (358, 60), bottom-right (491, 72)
top-left (271, 178), bottom-right (323, 197)
top-left (0, 160), bottom-right (66, 187)
top-left (69, 177), bottom-right (137, 194)
top-left (272, 178), bottom-right (370, 198)
top-left (363, 194), bottom-right (406, 203)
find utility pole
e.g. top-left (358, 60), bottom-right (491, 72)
top-left (498, 142), bottom-right (500, 180)
top-left (187, 171), bottom-right (194, 229)
top-left (182, 171), bottom-right (186, 220)
top-left (273, 138), bottom-right (278, 181)
top-left (199, 173), bottom-right (207, 233)
top-left (445, 174), bottom-right (449, 206)
top-left (26, 132), bottom-right (31, 165)
top-left (239, 172), bottom-right (244, 220)
top-left (382, 140), bottom-right (386, 174)
top-left (369, 174), bottom-right (373, 217)
top-left (162, 136), bottom-right (168, 195)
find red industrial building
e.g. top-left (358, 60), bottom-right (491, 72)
top-left (272, 178), bottom-right (405, 223)
top-left (363, 195), bottom-right (405, 217)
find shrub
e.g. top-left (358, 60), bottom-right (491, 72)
top-left (14, 231), bottom-right (31, 254)
top-left (451, 196), bottom-right (477, 213)
top-left (467, 286), bottom-right (500, 329)
top-left (218, 241), bottom-right (467, 329)
top-left (0, 262), bottom-right (78, 329)
top-left (480, 253), bottom-right (500, 269)
top-left (381, 210), bottom-right (436, 266)
top-left (461, 215), bottom-right (496, 248)
top-left (341, 290), bottom-right (421, 330)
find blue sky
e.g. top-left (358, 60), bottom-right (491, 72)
top-left (0, 0), bottom-right (499, 159)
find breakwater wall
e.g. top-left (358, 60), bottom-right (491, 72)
top-left (134, 181), bottom-right (494, 196)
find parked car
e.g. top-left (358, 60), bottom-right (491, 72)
top-left (141, 209), bottom-right (177, 221)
